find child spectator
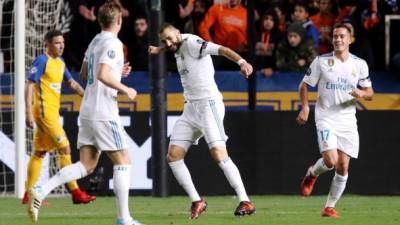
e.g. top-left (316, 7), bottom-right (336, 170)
top-left (276, 22), bottom-right (317, 72)
top-left (293, 1), bottom-right (319, 49)
top-left (255, 9), bottom-right (283, 77)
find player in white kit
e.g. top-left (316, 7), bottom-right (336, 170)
top-left (297, 23), bottom-right (374, 218)
top-left (148, 23), bottom-right (256, 219)
top-left (27, 2), bottom-right (144, 225)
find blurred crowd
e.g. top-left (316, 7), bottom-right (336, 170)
top-left (3, 0), bottom-right (400, 75)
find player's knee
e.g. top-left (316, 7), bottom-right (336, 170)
top-left (84, 163), bottom-right (97, 174)
top-left (58, 145), bottom-right (71, 155)
top-left (323, 158), bottom-right (337, 169)
top-left (166, 145), bottom-right (186, 162)
top-left (33, 150), bottom-right (46, 158)
top-left (166, 152), bottom-right (181, 162)
top-left (335, 162), bottom-right (349, 175)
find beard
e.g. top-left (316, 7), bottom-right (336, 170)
top-left (166, 41), bottom-right (181, 53)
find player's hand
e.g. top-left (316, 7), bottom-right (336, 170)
top-left (240, 62), bottom-right (253, 78)
top-left (296, 106), bottom-right (309, 125)
top-left (122, 62), bottom-right (131, 78)
top-left (125, 87), bottom-right (137, 101)
top-left (26, 113), bottom-right (34, 129)
top-left (148, 46), bottom-right (161, 55)
top-left (349, 88), bottom-right (365, 98)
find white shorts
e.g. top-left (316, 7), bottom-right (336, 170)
top-left (316, 120), bottom-right (359, 158)
top-left (77, 118), bottom-right (128, 151)
top-left (170, 98), bottom-right (228, 151)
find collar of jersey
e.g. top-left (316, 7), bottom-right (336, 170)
top-left (100, 31), bottom-right (117, 38)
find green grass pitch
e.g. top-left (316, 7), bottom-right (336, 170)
top-left (1, 195), bottom-right (399, 225)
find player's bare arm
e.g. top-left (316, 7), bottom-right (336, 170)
top-left (349, 87), bottom-right (374, 101)
top-left (296, 81), bottom-right (310, 125)
top-left (67, 79), bottom-right (84, 97)
top-left (80, 61), bottom-right (88, 81)
top-left (24, 80), bottom-right (35, 129)
top-left (218, 46), bottom-right (253, 78)
top-left (122, 62), bottom-right (131, 78)
top-left (97, 63), bottom-right (137, 101)
top-left (148, 45), bottom-right (165, 55)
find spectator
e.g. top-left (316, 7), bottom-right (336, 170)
top-left (255, 9), bottom-right (283, 78)
top-left (198, 0), bottom-right (247, 53)
top-left (184, 0), bottom-right (212, 35)
top-left (310, 0), bottom-right (338, 54)
top-left (308, 0), bottom-right (320, 16)
top-left (273, 3), bottom-right (288, 33)
top-left (342, 18), bottom-right (374, 68)
top-left (293, 1), bottom-right (319, 49)
top-left (128, 16), bottom-right (149, 71)
top-left (276, 22), bottom-right (317, 72)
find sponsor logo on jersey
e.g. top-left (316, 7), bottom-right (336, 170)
top-left (50, 83), bottom-right (61, 93)
top-left (328, 59), bottom-right (334, 66)
top-left (107, 50), bottom-right (115, 59)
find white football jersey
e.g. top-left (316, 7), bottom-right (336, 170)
top-left (79, 31), bottom-right (124, 121)
top-left (175, 34), bottom-right (222, 100)
top-left (302, 52), bottom-right (372, 122)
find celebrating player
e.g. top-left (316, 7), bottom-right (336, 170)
top-left (24, 29), bottom-right (95, 205)
top-left (148, 23), bottom-right (256, 219)
top-left (297, 23), bottom-right (374, 217)
top-left (27, 2), bottom-right (144, 225)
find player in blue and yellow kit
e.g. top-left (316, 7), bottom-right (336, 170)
top-left (23, 30), bottom-right (96, 204)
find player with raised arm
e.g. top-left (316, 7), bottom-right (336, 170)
top-left (27, 2), bottom-right (144, 225)
top-left (148, 23), bottom-right (255, 219)
top-left (24, 29), bottom-right (95, 205)
top-left (297, 23), bottom-right (374, 218)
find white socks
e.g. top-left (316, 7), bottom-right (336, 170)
top-left (311, 158), bottom-right (333, 176)
top-left (169, 160), bottom-right (201, 202)
top-left (113, 165), bottom-right (132, 221)
top-left (218, 157), bottom-right (249, 202)
top-left (325, 173), bottom-right (348, 208)
top-left (41, 161), bottom-right (87, 197)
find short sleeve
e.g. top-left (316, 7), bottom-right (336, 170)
top-left (27, 55), bottom-right (47, 83)
top-left (358, 60), bottom-right (372, 88)
top-left (302, 57), bottom-right (321, 87)
top-left (98, 39), bottom-right (122, 67)
top-left (187, 36), bottom-right (220, 58)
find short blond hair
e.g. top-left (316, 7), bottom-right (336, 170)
top-left (98, 1), bottom-right (122, 28)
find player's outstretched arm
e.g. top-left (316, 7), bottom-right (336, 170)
top-left (97, 63), bottom-right (137, 101)
top-left (24, 80), bottom-right (35, 128)
top-left (218, 46), bottom-right (253, 78)
top-left (148, 46), bottom-right (165, 55)
top-left (67, 79), bottom-right (85, 97)
top-left (296, 82), bottom-right (310, 125)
